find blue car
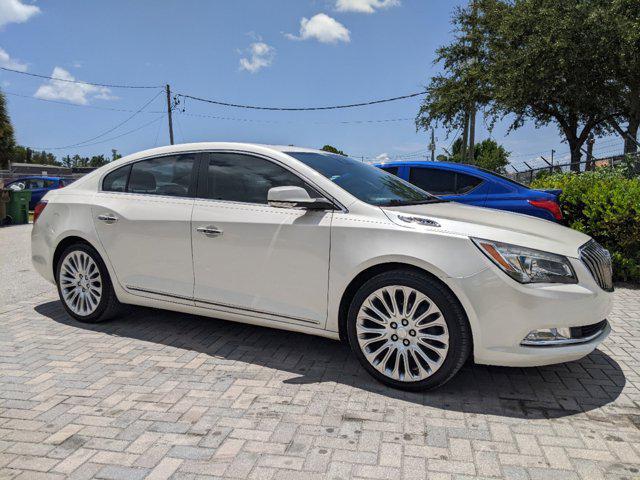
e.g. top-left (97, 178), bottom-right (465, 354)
top-left (5, 176), bottom-right (71, 210)
top-left (375, 161), bottom-right (563, 222)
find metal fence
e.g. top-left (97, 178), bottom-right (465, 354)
top-left (505, 153), bottom-right (640, 185)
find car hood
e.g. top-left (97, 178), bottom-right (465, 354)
top-left (382, 202), bottom-right (590, 258)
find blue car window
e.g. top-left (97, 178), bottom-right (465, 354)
top-left (456, 172), bottom-right (482, 194)
top-left (380, 166), bottom-right (399, 176)
top-left (409, 168), bottom-right (457, 195)
top-left (409, 168), bottom-right (482, 195)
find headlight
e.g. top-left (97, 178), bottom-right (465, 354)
top-left (472, 238), bottom-right (577, 284)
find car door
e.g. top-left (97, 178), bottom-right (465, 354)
top-left (408, 166), bottom-right (486, 206)
top-left (92, 153), bottom-right (198, 301)
top-left (191, 151), bottom-right (332, 328)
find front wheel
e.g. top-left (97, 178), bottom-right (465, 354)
top-left (55, 243), bottom-right (124, 323)
top-left (347, 270), bottom-right (471, 391)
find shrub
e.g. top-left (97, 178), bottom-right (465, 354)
top-left (531, 168), bottom-right (640, 283)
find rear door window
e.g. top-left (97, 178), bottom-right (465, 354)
top-left (380, 166), bottom-right (399, 176)
top-left (409, 167), bottom-right (483, 195)
top-left (409, 168), bottom-right (457, 195)
top-left (455, 172), bottom-right (483, 194)
top-left (103, 165), bottom-right (131, 192)
top-left (128, 155), bottom-right (196, 197)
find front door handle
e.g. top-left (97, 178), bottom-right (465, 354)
top-left (196, 225), bottom-right (223, 238)
top-left (97, 213), bottom-right (118, 224)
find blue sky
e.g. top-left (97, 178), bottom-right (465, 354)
top-left (0, 0), bottom-right (624, 169)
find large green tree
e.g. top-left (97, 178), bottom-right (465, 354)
top-left (416, 2), bottom-right (491, 161)
top-left (0, 90), bottom-right (16, 169)
top-left (595, 0), bottom-right (640, 153)
top-left (419, 0), bottom-right (626, 172)
top-left (484, 0), bottom-right (619, 171)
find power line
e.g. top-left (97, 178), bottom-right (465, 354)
top-left (27, 116), bottom-right (165, 152)
top-left (34, 89), bottom-right (164, 150)
top-left (175, 91), bottom-right (426, 112)
top-left (3, 90), bottom-right (164, 114)
top-left (176, 110), bottom-right (414, 125)
top-left (0, 66), bottom-right (163, 89)
top-left (73, 116), bottom-right (165, 149)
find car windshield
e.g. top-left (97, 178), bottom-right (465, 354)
top-left (288, 152), bottom-right (443, 207)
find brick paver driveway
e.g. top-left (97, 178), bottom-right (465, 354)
top-left (0, 287), bottom-right (638, 480)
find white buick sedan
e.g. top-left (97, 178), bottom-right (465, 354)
top-left (31, 143), bottom-right (613, 390)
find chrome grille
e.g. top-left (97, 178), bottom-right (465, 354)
top-left (579, 240), bottom-right (613, 291)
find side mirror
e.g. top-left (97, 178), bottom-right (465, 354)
top-left (267, 186), bottom-right (336, 210)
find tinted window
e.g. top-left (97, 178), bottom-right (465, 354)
top-left (381, 166), bottom-right (399, 176)
top-left (408, 168), bottom-right (482, 195)
top-left (103, 165), bottom-right (131, 192)
top-left (205, 153), bottom-right (317, 204)
top-left (456, 172), bottom-right (483, 194)
top-left (409, 168), bottom-right (456, 195)
top-left (25, 179), bottom-right (45, 189)
top-left (128, 155), bottom-right (195, 197)
top-left (288, 152), bottom-right (439, 207)
top-left (43, 179), bottom-right (57, 188)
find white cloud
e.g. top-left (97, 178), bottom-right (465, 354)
top-left (239, 42), bottom-right (275, 73)
top-left (0, 0), bottom-right (40, 28)
top-left (286, 13), bottom-right (350, 44)
top-left (375, 153), bottom-right (391, 162)
top-left (335, 0), bottom-right (400, 14)
top-left (0, 47), bottom-right (26, 71)
top-left (34, 67), bottom-right (116, 105)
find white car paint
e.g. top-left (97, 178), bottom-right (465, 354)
top-left (32, 142), bottom-right (612, 368)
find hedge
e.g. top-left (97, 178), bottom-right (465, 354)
top-left (531, 167), bottom-right (640, 283)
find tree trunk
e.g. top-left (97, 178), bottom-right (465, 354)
top-left (624, 116), bottom-right (639, 154)
top-left (569, 143), bottom-right (582, 172)
top-left (461, 112), bottom-right (469, 161)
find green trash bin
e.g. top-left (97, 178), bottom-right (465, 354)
top-left (5, 190), bottom-right (31, 225)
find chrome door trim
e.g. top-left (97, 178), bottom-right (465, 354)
top-left (125, 285), bottom-right (320, 326)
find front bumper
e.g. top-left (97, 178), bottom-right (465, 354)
top-left (448, 257), bottom-right (613, 368)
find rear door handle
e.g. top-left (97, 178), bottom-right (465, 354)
top-left (97, 213), bottom-right (118, 224)
top-left (196, 225), bottom-right (223, 237)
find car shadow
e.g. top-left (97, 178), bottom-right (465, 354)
top-left (35, 300), bottom-right (625, 420)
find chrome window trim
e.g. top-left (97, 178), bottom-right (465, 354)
top-left (125, 285), bottom-right (321, 326)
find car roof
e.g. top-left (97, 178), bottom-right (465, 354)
top-left (116, 142), bottom-right (327, 160)
top-left (8, 175), bottom-right (62, 180)
top-left (375, 160), bottom-right (486, 174)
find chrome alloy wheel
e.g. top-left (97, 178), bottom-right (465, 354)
top-left (59, 251), bottom-right (103, 316)
top-left (356, 286), bottom-right (449, 382)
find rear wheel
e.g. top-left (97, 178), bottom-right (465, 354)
top-left (55, 243), bottom-right (124, 323)
top-left (347, 270), bottom-right (471, 391)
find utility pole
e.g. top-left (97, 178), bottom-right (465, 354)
top-left (166, 84), bottom-right (174, 145)
top-left (551, 149), bottom-right (555, 169)
top-left (461, 112), bottom-right (469, 161)
top-left (429, 128), bottom-right (436, 161)
top-left (467, 0), bottom-right (478, 164)
top-left (468, 107), bottom-right (476, 163)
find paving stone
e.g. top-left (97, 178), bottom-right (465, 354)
top-left (0, 287), bottom-right (637, 479)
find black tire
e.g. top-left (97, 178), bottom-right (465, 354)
top-left (55, 243), bottom-right (125, 323)
top-left (346, 269), bottom-right (471, 391)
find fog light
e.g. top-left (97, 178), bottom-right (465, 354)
top-left (522, 328), bottom-right (572, 345)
